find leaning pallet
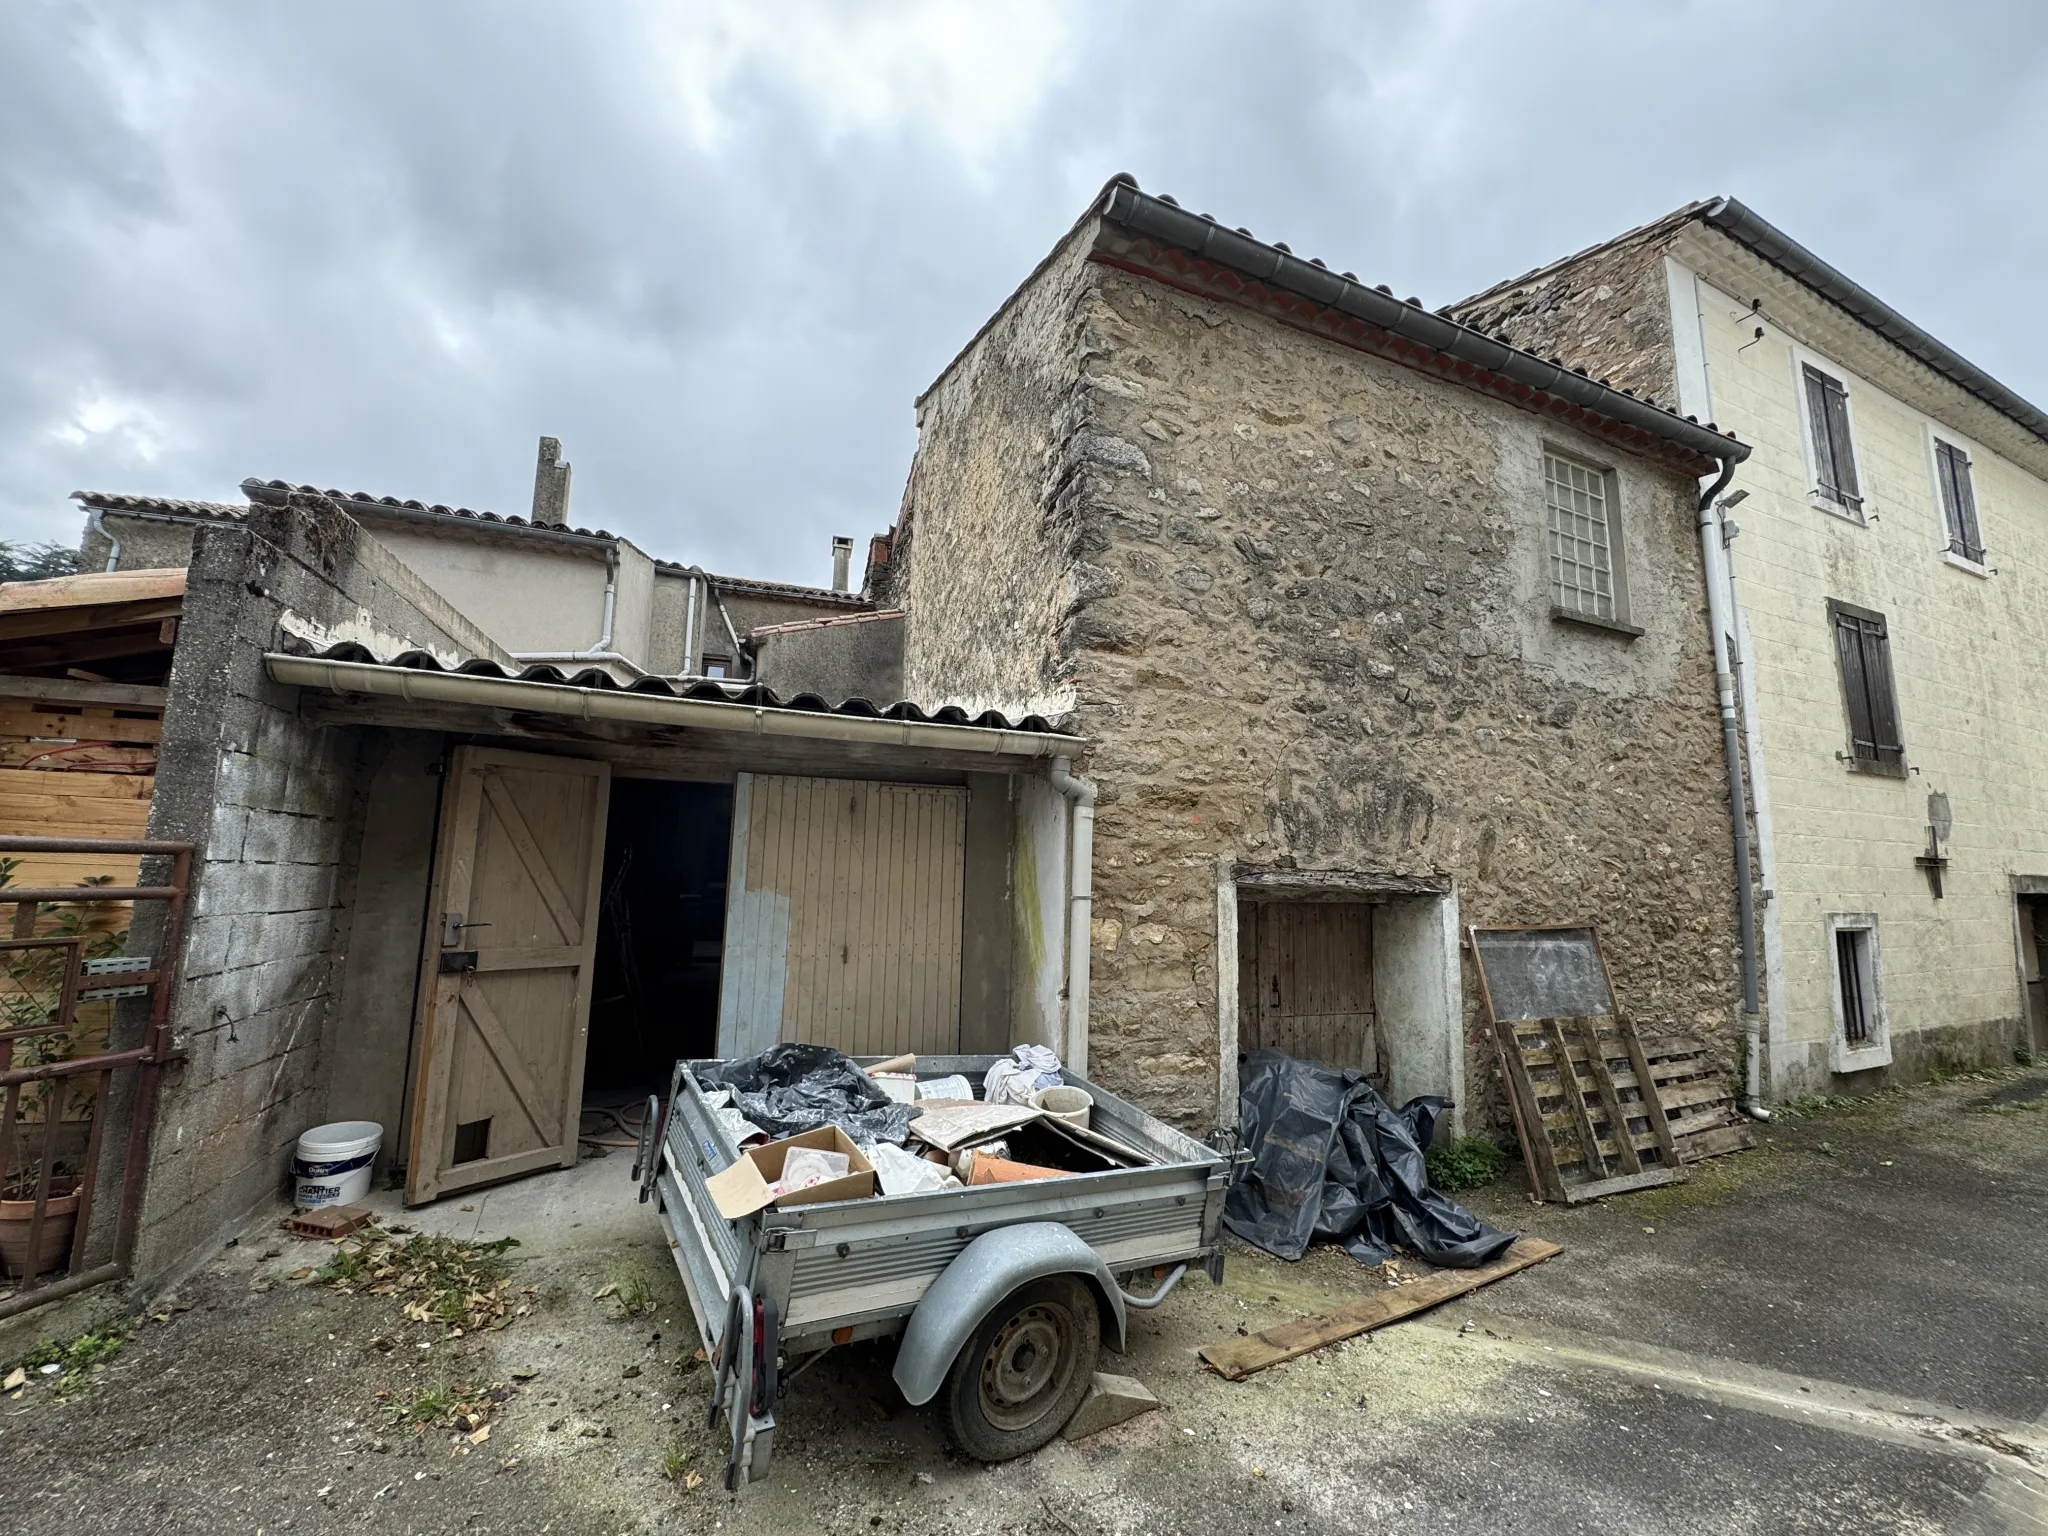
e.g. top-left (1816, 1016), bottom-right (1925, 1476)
top-left (1642, 1034), bottom-right (1757, 1163)
top-left (1469, 925), bottom-right (1685, 1204)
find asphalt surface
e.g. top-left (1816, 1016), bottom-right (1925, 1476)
top-left (2, 1070), bottom-right (2044, 1534)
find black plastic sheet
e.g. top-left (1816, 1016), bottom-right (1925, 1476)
top-left (700, 1043), bottom-right (920, 1145)
top-left (1223, 1049), bottom-right (1516, 1268)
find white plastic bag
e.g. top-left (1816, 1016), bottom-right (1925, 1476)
top-left (770, 1146), bottom-right (849, 1198)
top-left (864, 1140), bottom-right (963, 1196)
top-left (984, 1044), bottom-right (1063, 1107)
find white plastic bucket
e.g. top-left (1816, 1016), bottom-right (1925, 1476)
top-left (293, 1121), bottom-right (382, 1208)
top-left (1031, 1085), bottom-right (1093, 1129)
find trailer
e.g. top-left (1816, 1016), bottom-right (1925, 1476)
top-left (634, 1055), bottom-right (1231, 1488)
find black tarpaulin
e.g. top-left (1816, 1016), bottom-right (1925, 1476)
top-left (1223, 1049), bottom-right (1516, 1268)
top-left (699, 1043), bottom-right (920, 1145)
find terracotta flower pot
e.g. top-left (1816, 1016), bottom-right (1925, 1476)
top-left (0, 1186), bottom-right (80, 1280)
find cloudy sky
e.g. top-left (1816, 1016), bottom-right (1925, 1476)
top-left (4, 1), bottom-right (2044, 587)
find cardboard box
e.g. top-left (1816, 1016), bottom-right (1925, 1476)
top-left (704, 1127), bottom-right (876, 1219)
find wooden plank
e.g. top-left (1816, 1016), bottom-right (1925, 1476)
top-left (0, 599), bottom-right (183, 642)
top-left (1540, 1020), bottom-right (1610, 1176)
top-left (1562, 1167), bottom-right (1679, 1204)
top-left (0, 743), bottom-right (156, 772)
top-left (0, 570), bottom-right (185, 614)
top-left (1492, 1017), bottom-right (1570, 1203)
top-left (1562, 1016), bottom-right (1640, 1175)
top-left (456, 983), bottom-right (562, 1144)
top-left (1659, 1079), bottom-right (1738, 1112)
top-left (1199, 1238), bottom-right (1565, 1381)
top-left (0, 674), bottom-right (167, 709)
top-left (0, 704), bottom-right (161, 741)
top-left (1674, 1122), bottom-right (1758, 1161)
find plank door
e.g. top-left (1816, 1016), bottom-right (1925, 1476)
top-left (716, 773), bottom-right (966, 1060)
top-left (405, 747), bottom-right (611, 1204)
top-left (1239, 901), bottom-right (1378, 1074)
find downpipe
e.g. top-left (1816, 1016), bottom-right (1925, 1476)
top-left (1049, 756), bottom-right (1096, 1080)
top-left (515, 542), bottom-right (650, 675)
top-left (1698, 461), bottom-right (1771, 1123)
top-left (88, 509), bottom-right (123, 572)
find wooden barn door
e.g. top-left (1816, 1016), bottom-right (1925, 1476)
top-left (717, 773), bottom-right (966, 1060)
top-left (1239, 901), bottom-right (1378, 1075)
top-left (406, 747), bottom-right (610, 1204)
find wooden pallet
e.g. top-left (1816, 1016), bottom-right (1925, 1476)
top-left (1494, 1013), bottom-right (1684, 1204)
top-left (1642, 1034), bottom-right (1757, 1163)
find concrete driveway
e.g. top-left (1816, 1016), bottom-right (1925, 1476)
top-left (3, 1069), bottom-right (2045, 1535)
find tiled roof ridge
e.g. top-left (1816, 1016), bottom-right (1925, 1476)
top-left (72, 489), bottom-right (246, 520)
top-left (241, 478), bottom-right (622, 541)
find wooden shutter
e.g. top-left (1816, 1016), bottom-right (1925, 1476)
top-left (717, 774), bottom-right (967, 1059)
top-left (406, 747), bottom-right (611, 1204)
top-left (1936, 440), bottom-right (1983, 561)
top-left (1805, 365), bottom-right (1861, 508)
top-left (1829, 602), bottom-right (1903, 767)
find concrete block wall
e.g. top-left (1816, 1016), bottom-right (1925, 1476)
top-left (132, 496), bottom-right (485, 1288)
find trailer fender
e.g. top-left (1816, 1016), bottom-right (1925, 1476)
top-left (891, 1223), bottom-right (1126, 1408)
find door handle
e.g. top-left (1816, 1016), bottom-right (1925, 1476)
top-left (441, 912), bottom-right (492, 947)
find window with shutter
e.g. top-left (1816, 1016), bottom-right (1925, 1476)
top-left (1803, 364), bottom-right (1863, 513)
top-left (1934, 439), bottom-right (1984, 563)
top-left (1828, 600), bottom-right (1904, 773)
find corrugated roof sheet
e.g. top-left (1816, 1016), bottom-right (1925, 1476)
top-left (277, 639), bottom-right (1062, 733)
top-left (73, 490), bottom-right (246, 521)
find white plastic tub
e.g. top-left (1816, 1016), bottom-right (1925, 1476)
top-left (293, 1121), bottom-right (383, 1208)
top-left (1031, 1085), bottom-right (1094, 1129)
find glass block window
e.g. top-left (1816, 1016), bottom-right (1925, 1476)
top-left (1544, 453), bottom-right (1616, 620)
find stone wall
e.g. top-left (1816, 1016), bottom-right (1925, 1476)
top-left (897, 223), bottom-right (1101, 721)
top-left (900, 231), bottom-right (1741, 1134)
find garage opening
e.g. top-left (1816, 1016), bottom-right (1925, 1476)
top-left (585, 778), bottom-right (734, 1102)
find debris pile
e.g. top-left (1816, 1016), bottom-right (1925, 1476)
top-left (314, 1228), bottom-right (524, 1334)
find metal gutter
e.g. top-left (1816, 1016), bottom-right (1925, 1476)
top-left (1098, 181), bottom-right (1751, 469)
top-left (1702, 197), bottom-right (2048, 445)
top-left (264, 654), bottom-right (1084, 759)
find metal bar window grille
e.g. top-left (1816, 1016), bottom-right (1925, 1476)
top-left (1836, 928), bottom-right (1872, 1045)
top-left (1544, 454), bottom-right (1614, 620)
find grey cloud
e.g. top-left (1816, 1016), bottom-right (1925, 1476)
top-left (3, 1), bottom-right (2043, 589)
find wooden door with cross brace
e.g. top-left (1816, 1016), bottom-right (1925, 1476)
top-left (405, 747), bottom-right (610, 1204)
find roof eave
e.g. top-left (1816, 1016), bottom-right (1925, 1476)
top-left (1097, 183), bottom-right (1748, 470)
top-left (1700, 197), bottom-right (2048, 445)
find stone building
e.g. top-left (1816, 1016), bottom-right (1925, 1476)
top-left (1453, 198), bottom-right (2048, 1096)
top-left (888, 178), bottom-right (1752, 1134)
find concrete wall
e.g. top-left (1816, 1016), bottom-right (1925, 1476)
top-left (87, 515), bottom-right (208, 574)
top-left (900, 233), bottom-right (1740, 1133)
top-left (322, 729), bottom-right (445, 1183)
top-left (959, 773), bottom-right (1016, 1055)
top-left (751, 614), bottom-right (905, 704)
top-left (133, 497), bottom-right (490, 1287)
top-left (1665, 229), bottom-right (2048, 1094)
top-left (1012, 773), bottom-right (1068, 1054)
top-left (359, 521), bottom-right (619, 660)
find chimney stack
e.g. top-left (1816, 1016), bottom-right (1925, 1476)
top-left (831, 535), bottom-right (854, 593)
top-left (531, 436), bottom-right (572, 527)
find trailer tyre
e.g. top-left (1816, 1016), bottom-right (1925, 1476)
top-left (941, 1275), bottom-right (1100, 1462)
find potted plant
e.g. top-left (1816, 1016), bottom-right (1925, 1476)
top-left (0, 1162), bottom-right (80, 1280)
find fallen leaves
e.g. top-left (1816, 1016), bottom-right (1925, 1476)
top-left (312, 1228), bottom-right (522, 1334)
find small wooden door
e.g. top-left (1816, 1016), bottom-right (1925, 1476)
top-left (405, 747), bottom-right (611, 1204)
top-left (717, 773), bottom-right (967, 1059)
top-left (1239, 900), bottom-right (1377, 1074)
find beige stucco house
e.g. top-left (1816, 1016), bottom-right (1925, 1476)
top-left (1455, 199), bottom-right (2048, 1096)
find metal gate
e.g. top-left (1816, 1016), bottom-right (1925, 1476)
top-left (0, 834), bottom-right (190, 1320)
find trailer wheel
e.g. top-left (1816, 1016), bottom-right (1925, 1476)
top-left (941, 1275), bottom-right (1100, 1462)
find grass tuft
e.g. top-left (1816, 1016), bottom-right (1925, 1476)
top-left (1424, 1136), bottom-right (1511, 1192)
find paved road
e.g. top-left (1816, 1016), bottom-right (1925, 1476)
top-left (2, 1070), bottom-right (2043, 1534)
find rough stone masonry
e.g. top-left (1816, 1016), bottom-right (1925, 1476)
top-left (895, 199), bottom-right (1742, 1134)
